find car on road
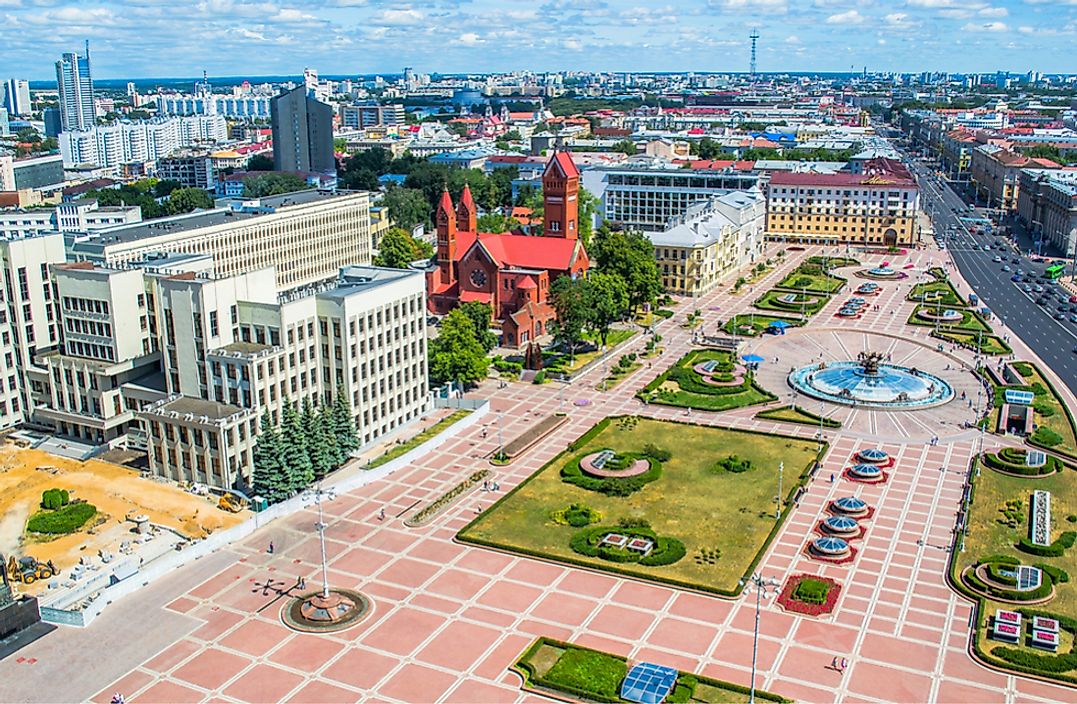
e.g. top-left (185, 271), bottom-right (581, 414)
top-left (1071, 315), bottom-right (1077, 324)
top-left (1056, 312), bottom-right (1067, 321)
top-left (1034, 285), bottom-right (1045, 293)
top-left (1013, 257), bottom-right (1022, 263)
top-left (1070, 295), bottom-right (1077, 303)
top-left (1023, 284), bottom-right (1033, 292)
top-left (1018, 269), bottom-right (1026, 276)
top-left (1002, 265), bottom-right (1011, 272)
top-left (1037, 297), bottom-right (1049, 305)
top-left (1012, 275), bottom-right (1022, 282)
top-left (993, 256), bottom-right (1002, 262)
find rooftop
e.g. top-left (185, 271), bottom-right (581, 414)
top-left (155, 395), bottom-right (248, 422)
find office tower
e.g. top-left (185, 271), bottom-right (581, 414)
top-left (42, 108), bottom-right (62, 138)
top-left (0, 107), bottom-right (8, 137)
top-left (270, 85), bottom-right (334, 174)
top-left (3, 79), bottom-right (31, 117)
top-left (55, 42), bottom-right (95, 131)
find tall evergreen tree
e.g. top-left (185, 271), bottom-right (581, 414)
top-left (332, 393), bottom-right (359, 457)
top-left (251, 410), bottom-right (289, 503)
top-left (281, 401), bottom-right (314, 492)
top-left (308, 405), bottom-right (335, 480)
top-left (319, 402), bottom-right (344, 470)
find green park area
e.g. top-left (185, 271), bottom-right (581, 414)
top-left (1012, 363), bottom-right (1077, 459)
top-left (513, 637), bottom-right (789, 703)
top-left (756, 405), bottom-right (842, 428)
top-left (908, 279), bottom-right (968, 307)
top-left (775, 264), bottom-right (846, 295)
top-left (951, 454), bottom-right (1077, 684)
top-left (934, 330), bottom-right (1011, 356)
top-left (907, 305), bottom-right (992, 333)
top-left (753, 289), bottom-right (828, 317)
top-left (636, 349), bottom-right (776, 411)
top-left (807, 255), bottom-right (859, 270)
top-left (458, 416), bottom-right (822, 595)
top-left (544, 329), bottom-right (637, 375)
top-left (722, 314), bottom-right (803, 337)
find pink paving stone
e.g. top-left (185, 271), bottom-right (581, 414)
top-left (904, 607), bottom-right (948, 629)
top-left (586, 604), bottom-right (656, 641)
top-left (425, 568), bottom-right (493, 601)
top-left (93, 669), bottom-right (154, 703)
top-left (454, 548), bottom-right (515, 575)
top-left (902, 622), bottom-right (946, 644)
top-left (475, 580), bottom-right (544, 613)
top-left (443, 678), bottom-right (519, 703)
top-left (165, 596), bottom-right (199, 614)
top-left (515, 620), bottom-right (574, 641)
top-left (630, 647), bottom-right (699, 674)
top-left (222, 663), bottom-right (305, 702)
top-left (190, 608), bottom-right (245, 642)
top-left (288, 536), bottom-right (351, 566)
top-left (473, 633), bottom-right (535, 680)
top-left (361, 607), bottom-right (445, 656)
top-left (132, 679), bottom-right (206, 704)
top-left (143, 639), bottom-right (202, 673)
top-left (573, 632), bottom-right (635, 658)
top-left (504, 559), bottom-right (565, 586)
top-left (417, 621), bottom-right (503, 671)
top-left (378, 663), bottom-right (459, 702)
top-left (730, 604), bottom-right (794, 639)
top-left (772, 644), bottom-right (845, 688)
top-left (189, 563), bottom-right (251, 600)
top-left (408, 538), bottom-right (466, 563)
top-left (171, 647), bottom-right (250, 691)
top-left (375, 557), bottom-right (442, 589)
top-left (792, 619), bottom-right (859, 652)
top-left (647, 617), bottom-right (718, 654)
top-left (362, 579), bottom-right (411, 603)
top-left (462, 605), bottom-right (517, 628)
top-left (322, 647), bottom-right (399, 690)
top-left (332, 546), bottom-right (392, 577)
top-left (217, 618), bottom-right (291, 657)
top-left (711, 630), bottom-right (782, 671)
top-left (528, 591), bottom-right (601, 625)
top-left (267, 633), bottom-right (347, 672)
top-left (410, 593), bottom-right (464, 614)
top-left (766, 677), bottom-right (842, 704)
top-left (286, 680), bottom-right (362, 704)
top-left (555, 570), bottom-right (617, 599)
top-left (939, 650), bottom-right (1010, 689)
top-left (323, 518), bottom-right (369, 543)
top-left (1014, 675), bottom-right (1077, 701)
top-left (699, 661), bottom-right (753, 690)
top-left (935, 679), bottom-right (1007, 703)
top-left (871, 602), bottom-right (903, 620)
top-left (216, 579), bottom-right (289, 612)
top-left (667, 592), bottom-right (733, 624)
top-left (611, 581), bottom-right (673, 611)
top-left (859, 632), bottom-right (939, 671)
top-left (847, 660), bottom-right (933, 703)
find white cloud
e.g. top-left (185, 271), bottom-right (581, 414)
top-left (826, 9), bottom-right (864, 24)
top-left (962, 20), bottom-right (1008, 31)
top-left (785, 34), bottom-right (800, 43)
top-left (459, 32), bottom-right (483, 45)
top-left (978, 6), bottom-right (1007, 17)
top-left (372, 8), bottom-right (422, 25)
top-left (562, 38), bottom-right (582, 50)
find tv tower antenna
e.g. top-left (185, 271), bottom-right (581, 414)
top-left (749, 29), bottom-right (760, 79)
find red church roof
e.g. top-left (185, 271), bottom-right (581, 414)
top-left (459, 183), bottom-right (475, 211)
top-left (475, 232), bottom-right (580, 271)
top-left (546, 151), bottom-right (580, 179)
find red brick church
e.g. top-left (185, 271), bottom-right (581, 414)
top-left (427, 152), bottom-right (590, 348)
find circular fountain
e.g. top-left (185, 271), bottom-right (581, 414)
top-left (822, 515), bottom-right (861, 536)
top-left (857, 448), bottom-right (889, 464)
top-left (916, 308), bottom-right (964, 324)
top-left (858, 266), bottom-right (906, 280)
top-left (830, 496), bottom-right (870, 517)
top-left (788, 351), bottom-right (954, 410)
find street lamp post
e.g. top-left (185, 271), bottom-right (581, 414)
top-left (497, 409), bottom-right (505, 462)
top-left (775, 461), bottom-right (784, 520)
top-left (740, 573), bottom-right (780, 704)
top-left (304, 483), bottom-right (337, 599)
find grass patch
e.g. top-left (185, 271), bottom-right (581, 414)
top-left (951, 457), bottom-right (1077, 684)
top-left (637, 349), bottom-right (777, 411)
top-left (1018, 363), bottom-right (1077, 460)
top-left (25, 502), bottom-right (97, 534)
top-left (601, 362), bottom-right (642, 390)
top-left (367, 410), bottom-right (471, 468)
top-left (775, 270), bottom-right (846, 294)
top-left (753, 289), bottom-right (829, 316)
top-left (721, 314), bottom-right (804, 337)
top-left (932, 330), bottom-right (1012, 356)
top-left (907, 305), bottom-right (992, 333)
top-left (807, 255), bottom-right (859, 270)
top-left (545, 329), bottom-right (637, 375)
top-left (908, 279), bottom-right (968, 307)
top-left (459, 417), bottom-right (821, 595)
top-left (756, 405), bottom-right (842, 428)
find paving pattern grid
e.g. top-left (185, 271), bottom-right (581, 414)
top-left (3, 244), bottom-right (1075, 704)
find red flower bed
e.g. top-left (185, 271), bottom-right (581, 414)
top-left (841, 468), bottom-right (889, 484)
top-left (776, 574), bottom-right (843, 617)
top-left (803, 543), bottom-right (858, 565)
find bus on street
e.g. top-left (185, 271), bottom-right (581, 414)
top-left (1045, 263), bottom-right (1065, 280)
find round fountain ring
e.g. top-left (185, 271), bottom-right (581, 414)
top-left (788, 351), bottom-right (953, 410)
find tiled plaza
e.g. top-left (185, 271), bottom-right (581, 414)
top-left (3, 244), bottom-right (1074, 703)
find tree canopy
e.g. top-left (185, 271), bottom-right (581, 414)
top-left (373, 227), bottom-right (433, 268)
top-left (381, 186), bottom-right (432, 231)
top-left (428, 308), bottom-right (491, 387)
top-left (549, 276), bottom-right (591, 359)
top-left (590, 225), bottom-right (662, 313)
top-left (242, 172), bottom-right (309, 198)
top-left (458, 301), bottom-right (498, 353)
top-left (247, 154), bottom-right (274, 171)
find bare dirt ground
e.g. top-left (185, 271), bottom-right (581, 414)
top-left (0, 445), bottom-right (247, 586)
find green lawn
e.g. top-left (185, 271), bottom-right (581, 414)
top-left (753, 289), bottom-right (829, 316)
top-left (907, 305), bottom-right (993, 333)
top-left (458, 417), bottom-right (821, 595)
top-left (807, 255), bottom-right (859, 270)
top-left (756, 405), bottom-right (842, 428)
top-left (932, 330), bottom-right (1012, 356)
top-left (600, 362), bottom-right (642, 390)
top-left (908, 279), bottom-right (968, 307)
top-left (366, 410), bottom-right (472, 468)
top-left (775, 270), bottom-right (846, 294)
top-left (637, 349), bottom-right (777, 411)
top-left (1016, 363), bottom-right (1077, 459)
top-left (545, 329), bottom-right (637, 375)
top-left (722, 314), bottom-right (804, 337)
top-left (953, 458), bottom-right (1077, 683)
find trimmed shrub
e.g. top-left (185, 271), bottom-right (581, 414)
top-left (26, 502), bottom-right (97, 534)
top-left (792, 577), bottom-right (830, 604)
top-left (714, 454), bottom-right (752, 473)
top-left (562, 454), bottom-right (661, 496)
top-left (1036, 564), bottom-right (1070, 584)
top-left (1031, 427), bottom-right (1063, 447)
top-left (1018, 531), bottom-right (1076, 558)
top-left (639, 537), bottom-right (687, 566)
top-left (642, 443), bottom-right (672, 462)
top-left (980, 554), bottom-right (1020, 566)
top-left (532, 370), bottom-right (547, 384)
top-left (540, 647), bottom-right (627, 702)
top-left (551, 503), bottom-right (602, 527)
top-left (570, 525), bottom-right (686, 567)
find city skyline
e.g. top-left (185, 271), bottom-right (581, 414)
top-left (3, 0), bottom-right (1076, 80)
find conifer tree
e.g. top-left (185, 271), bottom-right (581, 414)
top-left (320, 401), bottom-right (344, 469)
top-left (332, 393), bottom-right (359, 457)
top-left (252, 410), bottom-right (289, 503)
top-left (281, 401), bottom-right (313, 492)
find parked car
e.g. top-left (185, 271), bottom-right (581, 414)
top-left (1002, 265), bottom-right (1011, 272)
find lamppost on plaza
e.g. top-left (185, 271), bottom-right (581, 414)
top-left (740, 573), bottom-right (780, 704)
top-left (496, 409), bottom-right (505, 463)
top-left (775, 461), bottom-right (784, 520)
top-left (305, 483), bottom-right (337, 600)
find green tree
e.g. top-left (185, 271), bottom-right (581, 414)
top-left (280, 402), bottom-right (313, 492)
top-left (252, 411), bottom-right (290, 503)
top-left (458, 301), bottom-right (498, 352)
top-left (476, 212), bottom-right (519, 233)
top-left (333, 137), bottom-right (348, 153)
top-left (242, 173), bottom-right (308, 198)
top-left (577, 186), bottom-right (598, 247)
top-left (302, 399), bottom-right (335, 480)
top-left (154, 179), bottom-right (182, 198)
top-left (692, 137), bottom-right (723, 159)
top-left (549, 276), bottom-right (591, 360)
top-left (165, 187), bottom-right (213, 215)
top-left (382, 186), bottom-right (432, 230)
top-left (611, 139), bottom-right (638, 155)
top-left (340, 168), bottom-right (380, 191)
top-left (247, 154), bottom-right (274, 171)
top-left (319, 402), bottom-right (344, 470)
top-left (586, 271), bottom-right (630, 346)
top-left (591, 228), bottom-right (662, 314)
top-left (428, 308), bottom-right (490, 387)
top-left (331, 393), bottom-right (359, 457)
top-left (374, 227), bottom-right (422, 268)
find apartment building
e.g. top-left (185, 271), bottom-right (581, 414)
top-left (969, 144), bottom-right (1060, 211)
top-left (647, 189), bottom-right (765, 296)
top-left (765, 159), bottom-right (921, 246)
top-left (339, 103), bottom-right (406, 129)
top-left (69, 190), bottom-right (373, 290)
top-left (59, 116), bottom-right (228, 168)
top-left (0, 199), bottom-right (142, 239)
top-left (155, 152), bottom-right (216, 190)
top-left (0, 154), bottom-right (65, 192)
top-left (1017, 169), bottom-right (1077, 258)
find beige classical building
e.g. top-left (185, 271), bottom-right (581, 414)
top-left (969, 145), bottom-right (1059, 211)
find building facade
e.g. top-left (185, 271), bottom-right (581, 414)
top-left (0, 154), bottom-right (65, 192)
top-left (55, 46), bottom-right (95, 132)
top-left (340, 103), bottom-right (406, 129)
top-left (156, 152), bottom-right (216, 190)
top-left (3, 79), bottom-right (31, 117)
top-left (969, 144), bottom-right (1059, 211)
top-left (59, 116), bottom-right (228, 168)
top-left (1016, 169), bottom-right (1077, 259)
top-left (0, 199), bottom-right (142, 239)
top-left (271, 87), bottom-right (334, 175)
top-left (765, 159), bottom-right (921, 246)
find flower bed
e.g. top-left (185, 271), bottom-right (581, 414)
top-left (405, 470), bottom-right (490, 527)
top-left (570, 524), bottom-right (687, 567)
top-left (776, 574), bottom-right (842, 616)
top-left (494, 413), bottom-right (569, 463)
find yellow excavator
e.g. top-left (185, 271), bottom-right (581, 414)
top-left (6, 555), bottom-right (57, 584)
top-left (217, 492), bottom-right (249, 513)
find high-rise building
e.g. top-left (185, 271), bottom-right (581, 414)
top-left (3, 79), bottom-right (31, 117)
top-left (55, 43), bottom-right (95, 132)
top-left (43, 107), bottom-right (62, 137)
top-left (271, 86), bottom-right (334, 174)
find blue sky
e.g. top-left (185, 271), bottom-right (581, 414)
top-left (3, 0), bottom-right (1075, 80)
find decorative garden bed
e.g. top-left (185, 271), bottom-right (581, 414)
top-left (775, 574), bottom-right (842, 617)
top-left (492, 413), bottom-right (569, 465)
top-left (981, 449), bottom-right (1062, 477)
top-left (405, 470), bottom-right (491, 527)
top-left (637, 349), bottom-right (776, 411)
top-left (755, 405), bottom-right (842, 428)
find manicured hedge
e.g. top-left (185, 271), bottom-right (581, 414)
top-left (540, 647), bottom-right (626, 701)
top-left (26, 502), bottom-right (96, 534)
top-left (1018, 531), bottom-right (1076, 558)
top-left (569, 525), bottom-right (687, 567)
top-left (981, 450), bottom-right (1058, 476)
top-left (963, 566), bottom-right (1053, 601)
top-left (561, 454), bottom-right (662, 496)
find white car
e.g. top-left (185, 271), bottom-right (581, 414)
top-left (993, 256), bottom-right (1002, 262)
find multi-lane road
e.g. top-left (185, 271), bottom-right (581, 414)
top-left (893, 143), bottom-right (1077, 395)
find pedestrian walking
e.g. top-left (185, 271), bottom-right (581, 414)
top-left (829, 472), bottom-right (835, 483)
top-left (378, 507), bottom-right (386, 521)
top-left (298, 575), bottom-right (306, 590)
top-left (268, 541), bottom-right (274, 554)
top-left (839, 657), bottom-right (848, 674)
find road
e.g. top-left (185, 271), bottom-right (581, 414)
top-left (891, 140), bottom-right (1077, 396)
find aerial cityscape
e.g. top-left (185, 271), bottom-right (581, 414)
top-left (1, 2), bottom-right (1077, 703)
